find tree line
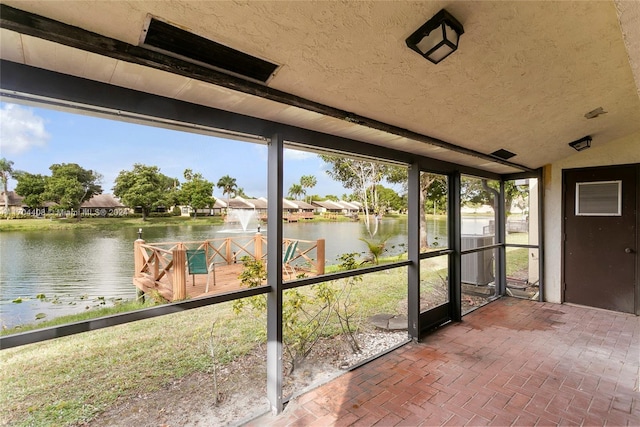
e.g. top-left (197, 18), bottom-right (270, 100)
top-left (318, 155), bottom-right (529, 247)
top-left (1, 160), bottom-right (103, 220)
top-left (1, 156), bottom-right (409, 222)
top-left (2, 156), bottom-right (524, 247)
top-left (0, 159), bottom-right (256, 221)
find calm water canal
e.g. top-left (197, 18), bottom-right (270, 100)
top-left (0, 217), bottom-right (490, 328)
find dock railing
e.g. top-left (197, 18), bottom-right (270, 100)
top-left (134, 233), bottom-right (325, 301)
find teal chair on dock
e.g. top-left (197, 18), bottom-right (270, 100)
top-left (283, 240), bottom-right (298, 279)
top-left (186, 249), bottom-right (216, 293)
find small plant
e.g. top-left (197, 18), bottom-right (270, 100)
top-left (359, 236), bottom-right (388, 265)
top-left (234, 253), bottom-right (369, 373)
top-left (148, 289), bottom-right (169, 304)
top-left (332, 253), bottom-right (363, 353)
top-left (237, 256), bottom-right (267, 288)
top-left (282, 285), bottom-right (334, 372)
top-left (233, 256), bottom-right (267, 313)
top-left (234, 256), bottom-right (333, 374)
top-left (208, 319), bottom-right (221, 405)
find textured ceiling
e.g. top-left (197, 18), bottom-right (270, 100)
top-left (1, 1), bottom-right (639, 174)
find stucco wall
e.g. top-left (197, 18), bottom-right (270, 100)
top-left (543, 131), bottom-right (640, 303)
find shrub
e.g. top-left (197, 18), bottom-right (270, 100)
top-left (233, 254), bottom-right (364, 373)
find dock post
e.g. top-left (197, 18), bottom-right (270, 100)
top-left (134, 237), bottom-right (146, 302)
top-left (173, 243), bottom-right (187, 300)
top-left (225, 238), bottom-right (232, 264)
top-left (316, 238), bottom-right (325, 275)
top-left (254, 232), bottom-right (263, 262)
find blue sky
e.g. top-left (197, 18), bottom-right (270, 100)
top-left (0, 102), bottom-right (355, 199)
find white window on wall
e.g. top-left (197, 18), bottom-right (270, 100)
top-left (575, 181), bottom-right (622, 216)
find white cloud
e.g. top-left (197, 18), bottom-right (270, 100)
top-left (0, 104), bottom-right (50, 155)
top-left (284, 148), bottom-right (316, 161)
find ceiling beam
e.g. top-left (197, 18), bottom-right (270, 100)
top-left (0, 4), bottom-right (533, 172)
top-left (1, 59), bottom-right (509, 181)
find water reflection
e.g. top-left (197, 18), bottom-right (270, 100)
top-left (1, 229), bottom-right (139, 328)
top-left (284, 218), bottom-right (408, 264)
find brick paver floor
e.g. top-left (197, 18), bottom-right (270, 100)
top-left (248, 297), bottom-right (640, 426)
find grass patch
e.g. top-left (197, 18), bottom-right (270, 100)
top-left (0, 216), bottom-right (226, 232)
top-left (505, 231), bottom-right (530, 245)
top-left (0, 267), bottom-right (411, 426)
top-left (0, 299), bottom-right (265, 426)
top-left (506, 247), bottom-right (531, 277)
top-left (1, 300), bottom-right (160, 336)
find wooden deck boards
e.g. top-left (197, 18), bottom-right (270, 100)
top-left (184, 263), bottom-right (247, 298)
top-left (132, 263), bottom-right (246, 301)
top-left (133, 263), bottom-right (314, 301)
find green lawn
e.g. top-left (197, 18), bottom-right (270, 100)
top-left (506, 247), bottom-right (533, 277)
top-left (1, 300), bottom-right (158, 336)
top-left (0, 216), bottom-right (225, 232)
top-left (0, 267), bottom-right (411, 426)
top-left (0, 299), bottom-right (265, 426)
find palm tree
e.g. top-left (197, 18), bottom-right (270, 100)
top-left (216, 175), bottom-right (238, 212)
top-left (235, 187), bottom-right (249, 198)
top-left (0, 158), bottom-right (15, 216)
top-left (300, 175), bottom-right (317, 204)
top-left (288, 183), bottom-right (305, 200)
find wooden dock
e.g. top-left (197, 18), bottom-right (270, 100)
top-left (285, 212), bottom-right (315, 222)
top-left (133, 234), bottom-right (324, 302)
top-left (134, 263), bottom-right (246, 301)
top-left (134, 262), bottom-right (318, 301)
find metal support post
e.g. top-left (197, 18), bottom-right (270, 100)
top-left (407, 163), bottom-right (421, 340)
top-left (496, 180), bottom-right (507, 296)
top-left (537, 168), bottom-right (545, 302)
top-left (449, 172), bottom-right (462, 321)
top-left (266, 133), bottom-right (284, 414)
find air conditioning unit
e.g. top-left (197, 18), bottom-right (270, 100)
top-left (462, 235), bottom-right (495, 285)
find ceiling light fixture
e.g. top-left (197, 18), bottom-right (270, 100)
top-left (405, 9), bottom-right (464, 64)
top-left (568, 136), bottom-right (592, 152)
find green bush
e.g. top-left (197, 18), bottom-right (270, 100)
top-left (233, 254), bottom-right (365, 373)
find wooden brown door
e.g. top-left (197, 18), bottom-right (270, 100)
top-left (563, 165), bottom-right (638, 314)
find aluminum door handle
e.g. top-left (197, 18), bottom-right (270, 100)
top-left (624, 248), bottom-right (634, 254)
